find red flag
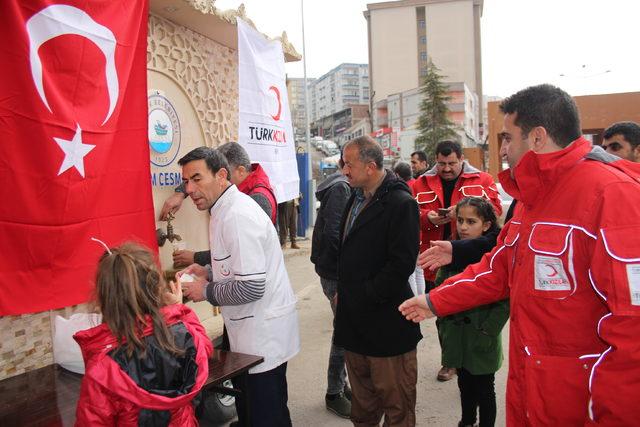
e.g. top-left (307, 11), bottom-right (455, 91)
top-left (0, 1), bottom-right (156, 315)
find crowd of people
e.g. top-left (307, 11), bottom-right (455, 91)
top-left (72, 83), bottom-right (640, 426)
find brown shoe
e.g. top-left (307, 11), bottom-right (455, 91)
top-left (290, 242), bottom-right (300, 249)
top-left (437, 366), bottom-right (456, 382)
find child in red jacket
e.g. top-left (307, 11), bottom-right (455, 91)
top-left (74, 242), bottom-right (212, 426)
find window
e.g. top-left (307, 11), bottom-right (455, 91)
top-left (418, 20), bottom-right (425, 28)
top-left (420, 36), bottom-right (426, 44)
top-left (420, 52), bottom-right (427, 61)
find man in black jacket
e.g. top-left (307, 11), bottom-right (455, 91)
top-left (335, 136), bottom-right (422, 425)
top-left (311, 156), bottom-right (352, 418)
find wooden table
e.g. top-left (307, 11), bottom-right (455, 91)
top-left (0, 349), bottom-right (263, 426)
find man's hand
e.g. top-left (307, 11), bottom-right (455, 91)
top-left (159, 192), bottom-right (185, 221)
top-left (181, 277), bottom-right (207, 302)
top-left (173, 250), bottom-right (195, 268)
top-left (398, 295), bottom-right (434, 323)
top-left (176, 263), bottom-right (209, 302)
top-left (178, 263), bottom-right (208, 279)
top-left (419, 240), bottom-right (453, 271)
top-left (427, 209), bottom-right (453, 226)
top-left (177, 263), bottom-right (209, 302)
top-left (163, 280), bottom-right (183, 305)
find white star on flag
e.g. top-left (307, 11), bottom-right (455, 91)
top-left (54, 124), bottom-right (96, 178)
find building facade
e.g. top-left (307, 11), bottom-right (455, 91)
top-left (377, 82), bottom-right (479, 150)
top-left (309, 63), bottom-right (370, 123)
top-left (310, 104), bottom-right (370, 143)
top-left (287, 77), bottom-right (315, 142)
top-left (365, 0), bottom-right (484, 134)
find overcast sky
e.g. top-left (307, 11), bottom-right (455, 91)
top-left (216, 0), bottom-right (640, 97)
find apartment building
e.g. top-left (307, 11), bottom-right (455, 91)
top-left (364, 0), bottom-right (484, 135)
top-left (309, 63), bottom-right (370, 123)
top-left (384, 82), bottom-right (479, 146)
top-left (286, 77), bottom-right (315, 142)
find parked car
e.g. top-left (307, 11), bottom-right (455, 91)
top-left (321, 140), bottom-right (338, 155)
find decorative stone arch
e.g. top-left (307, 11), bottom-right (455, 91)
top-left (147, 14), bottom-right (237, 147)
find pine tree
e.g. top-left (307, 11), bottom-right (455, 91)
top-left (415, 59), bottom-right (458, 159)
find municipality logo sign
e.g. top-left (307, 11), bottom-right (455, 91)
top-left (148, 92), bottom-right (181, 167)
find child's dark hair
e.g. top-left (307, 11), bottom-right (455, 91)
top-left (456, 197), bottom-right (500, 235)
top-left (95, 242), bottom-right (183, 358)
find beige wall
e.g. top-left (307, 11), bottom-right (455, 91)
top-left (0, 13), bottom-right (236, 381)
top-left (425, 0), bottom-right (476, 91)
top-left (370, 6), bottom-right (420, 103)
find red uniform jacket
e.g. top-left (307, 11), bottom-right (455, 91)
top-left (429, 138), bottom-right (640, 426)
top-left (412, 162), bottom-right (502, 281)
top-left (238, 163), bottom-right (277, 224)
top-left (74, 304), bottom-right (213, 426)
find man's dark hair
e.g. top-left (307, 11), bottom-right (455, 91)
top-left (218, 141), bottom-right (252, 170)
top-left (344, 136), bottom-right (384, 169)
top-left (178, 146), bottom-right (229, 179)
top-left (499, 84), bottom-right (581, 148)
top-left (435, 140), bottom-right (462, 158)
top-left (393, 161), bottom-right (412, 182)
top-left (603, 121), bottom-right (640, 147)
top-left (410, 150), bottom-right (428, 162)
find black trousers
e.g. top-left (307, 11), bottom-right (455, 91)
top-left (457, 367), bottom-right (496, 427)
top-left (234, 362), bottom-right (292, 427)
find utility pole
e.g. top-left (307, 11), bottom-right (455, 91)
top-left (301, 0), bottom-right (314, 230)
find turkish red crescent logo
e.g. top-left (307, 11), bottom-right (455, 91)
top-left (268, 85), bottom-right (282, 121)
top-left (544, 265), bottom-right (559, 277)
top-left (220, 264), bottom-right (230, 277)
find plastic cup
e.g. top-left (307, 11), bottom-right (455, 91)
top-left (172, 241), bottom-right (187, 254)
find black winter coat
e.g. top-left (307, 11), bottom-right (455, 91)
top-left (334, 171), bottom-right (422, 357)
top-left (311, 172), bottom-right (351, 280)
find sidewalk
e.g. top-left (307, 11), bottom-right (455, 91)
top-left (281, 236), bottom-right (312, 260)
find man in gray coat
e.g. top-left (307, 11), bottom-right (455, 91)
top-left (311, 156), bottom-right (352, 418)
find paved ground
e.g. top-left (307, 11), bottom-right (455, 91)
top-left (211, 238), bottom-right (508, 426)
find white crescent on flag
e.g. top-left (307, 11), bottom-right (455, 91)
top-left (26, 4), bottom-right (119, 126)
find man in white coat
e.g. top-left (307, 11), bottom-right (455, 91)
top-left (178, 146), bottom-right (299, 427)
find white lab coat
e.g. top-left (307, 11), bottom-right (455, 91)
top-left (208, 185), bottom-right (300, 373)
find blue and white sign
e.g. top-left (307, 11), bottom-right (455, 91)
top-left (148, 92), bottom-right (181, 167)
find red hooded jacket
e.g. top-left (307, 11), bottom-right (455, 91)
top-left (74, 304), bottom-right (213, 426)
top-left (238, 163), bottom-right (277, 224)
top-left (429, 138), bottom-right (640, 426)
top-left (412, 162), bottom-right (502, 281)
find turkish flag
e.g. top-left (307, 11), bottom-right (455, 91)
top-left (0, 1), bottom-right (156, 315)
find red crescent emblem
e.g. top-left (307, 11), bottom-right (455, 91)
top-left (544, 265), bottom-right (559, 277)
top-left (269, 85), bottom-right (282, 121)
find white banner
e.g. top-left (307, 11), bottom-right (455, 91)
top-left (237, 19), bottom-right (299, 203)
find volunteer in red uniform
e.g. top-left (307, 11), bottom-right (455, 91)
top-left (400, 84), bottom-right (640, 426)
top-left (412, 140), bottom-right (501, 286)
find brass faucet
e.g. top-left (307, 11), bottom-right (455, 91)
top-left (156, 213), bottom-right (182, 247)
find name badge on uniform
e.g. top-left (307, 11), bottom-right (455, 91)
top-left (534, 255), bottom-right (571, 291)
top-left (626, 264), bottom-right (640, 306)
